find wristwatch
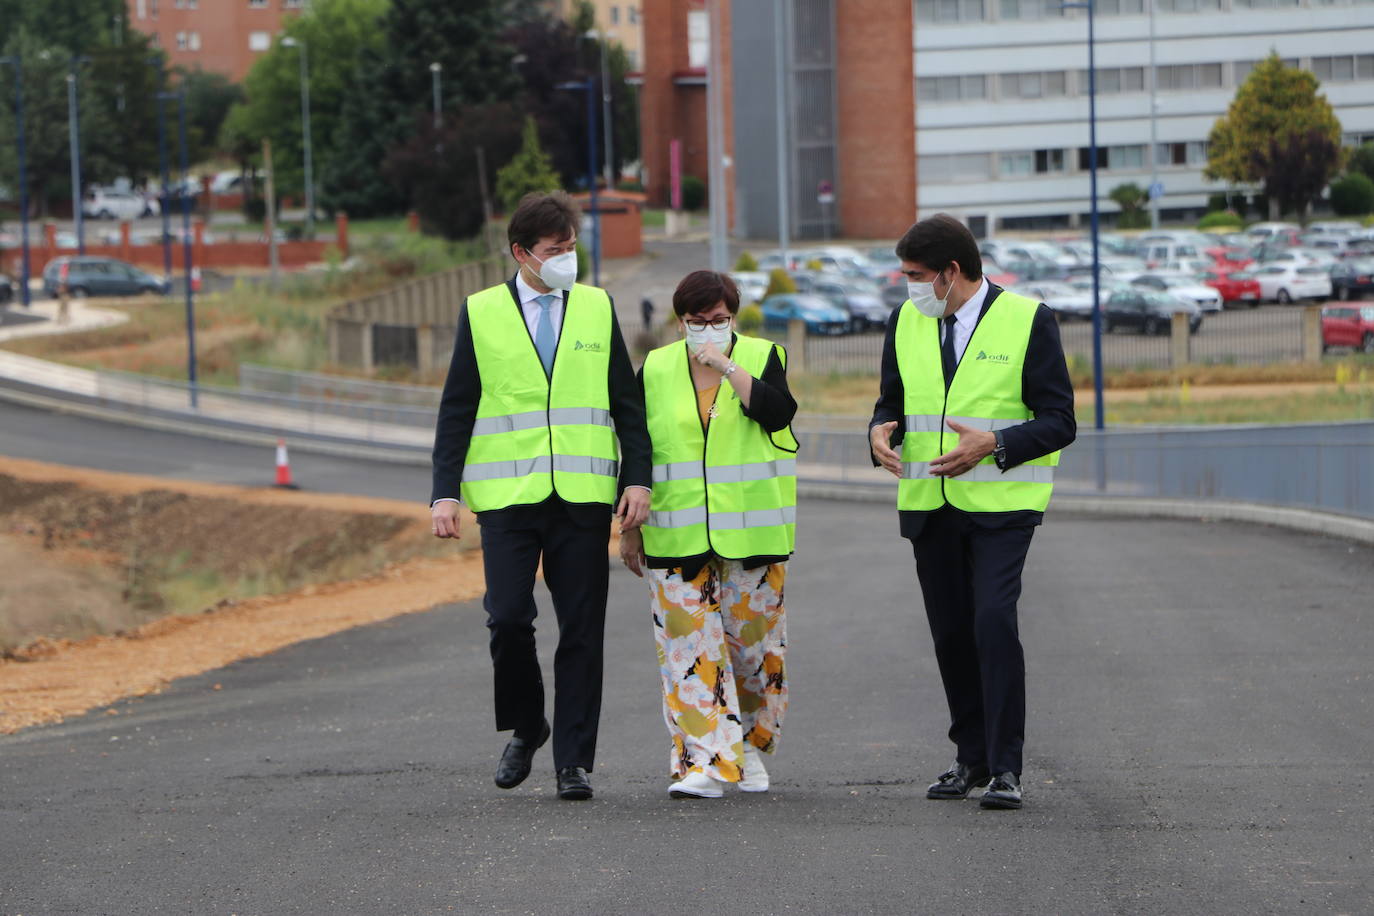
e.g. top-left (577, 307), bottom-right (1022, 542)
top-left (992, 431), bottom-right (1008, 470)
top-left (722, 362), bottom-right (738, 376)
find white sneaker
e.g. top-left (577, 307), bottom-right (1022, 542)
top-left (738, 746), bottom-right (770, 793)
top-left (669, 770), bottom-right (725, 799)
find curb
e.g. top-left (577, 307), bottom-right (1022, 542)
top-left (798, 481), bottom-right (1374, 546)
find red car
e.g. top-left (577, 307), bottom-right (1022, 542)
top-left (1198, 268), bottom-right (1262, 308)
top-left (1321, 304), bottom-right (1374, 353)
top-left (1206, 246), bottom-right (1254, 272)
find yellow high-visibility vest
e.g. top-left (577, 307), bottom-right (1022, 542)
top-left (460, 282), bottom-right (620, 511)
top-left (895, 291), bottom-right (1059, 513)
top-left (641, 335), bottom-right (798, 559)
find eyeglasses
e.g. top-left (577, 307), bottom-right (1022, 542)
top-left (683, 316), bottom-right (733, 331)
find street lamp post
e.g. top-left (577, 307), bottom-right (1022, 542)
top-left (281, 37), bottom-right (314, 238)
top-left (429, 62), bottom-right (442, 130)
top-left (773, 0), bottom-right (791, 268)
top-left (1147, 0), bottom-right (1160, 229)
top-left (150, 57), bottom-right (173, 279)
top-left (1063, 0), bottom-right (1106, 488)
top-left (1, 55), bottom-right (31, 307)
top-left (555, 78), bottom-right (600, 286)
top-left (67, 57), bottom-right (89, 255)
top-left (586, 30), bottom-right (614, 188)
top-left (159, 89), bottom-right (198, 409)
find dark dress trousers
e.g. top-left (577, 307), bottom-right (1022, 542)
top-left (431, 278), bottom-right (652, 772)
top-left (869, 285), bottom-right (1076, 777)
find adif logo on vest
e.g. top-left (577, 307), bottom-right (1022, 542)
top-left (975, 350), bottom-right (1010, 364)
top-left (573, 340), bottom-right (604, 352)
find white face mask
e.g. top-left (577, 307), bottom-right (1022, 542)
top-left (684, 323), bottom-right (733, 352)
top-left (908, 272), bottom-right (950, 318)
top-left (526, 249), bottom-right (578, 291)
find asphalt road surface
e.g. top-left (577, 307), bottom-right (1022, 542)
top-left (2, 411), bottom-right (1372, 913)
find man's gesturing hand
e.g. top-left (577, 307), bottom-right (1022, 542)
top-left (619, 526), bottom-right (646, 578)
top-left (431, 500), bottom-right (462, 539)
top-left (929, 419), bottom-right (996, 477)
top-left (870, 420), bottom-right (903, 478)
top-left (616, 486), bottom-right (651, 530)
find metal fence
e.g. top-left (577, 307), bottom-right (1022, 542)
top-left (789, 420), bottom-right (1374, 521)
top-left (799, 305), bottom-right (1321, 375)
top-left (239, 364), bottom-right (442, 408)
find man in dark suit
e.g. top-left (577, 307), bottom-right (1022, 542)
top-left (431, 191), bottom-right (651, 801)
top-left (869, 213), bottom-right (1076, 810)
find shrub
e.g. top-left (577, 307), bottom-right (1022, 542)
top-left (1329, 173), bottom-right (1374, 217)
top-left (680, 175), bottom-right (706, 211)
top-left (763, 267), bottom-right (796, 299)
top-left (736, 304), bottom-right (763, 333)
top-left (616, 179), bottom-right (645, 192)
top-left (1198, 210), bottom-right (1244, 230)
top-left (734, 251), bottom-right (758, 272)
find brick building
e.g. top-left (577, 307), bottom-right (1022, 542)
top-left (125, 0), bottom-right (303, 82)
top-left (638, 0), bottom-right (734, 225)
top-left (545, 0), bottom-right (645, 69)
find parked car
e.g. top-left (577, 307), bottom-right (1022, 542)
top-left (1018, 278), bottom-right (1101, 321)
top-left (1320, 304), bottom-right (1374, 353)
top-left (1103, 288), bottom-right (1202, 336)
top-left (760, 293), bottom-right (850, 335)
top-left (1251, 263), bottom-right (1333, 303)
top-left (1197, 268), bottom-right (1262, 308)
top-left (881, 283), bottom-right (908, 309)
top-left (730, 270), bottom-right (769, 305)
top-left (1306, 221), bottom-right (1361, 237)
top-left (1330, 259), bottom-right (1374, 301)
top-left (82, 187), bottom-right (157, 221)
top-left (0, 271), bottom-right (13, 304)
top-left (1245, 221), bottom-right (1301, 243)
top-left (1140, 241), bottom-right (1203, 269)
top-left (1130, 273), bottom-right (1223, 313)
top-left (41, 256), bottom-right (170, 298)
top-left (811, 278), bottom-right (889, 331)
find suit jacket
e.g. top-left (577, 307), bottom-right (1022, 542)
top-left (431, 277), bottom-right (653, 529)
top-left (868, 284), bottom-right (1076, 538)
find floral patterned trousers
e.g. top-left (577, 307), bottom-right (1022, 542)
top-left (649, 559), bottom-right (788, 782)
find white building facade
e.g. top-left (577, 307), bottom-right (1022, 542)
top-left (913, 0), bottom-right (1374, 232)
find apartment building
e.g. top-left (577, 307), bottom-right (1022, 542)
top-left (914, 0), bottom-right (1374, 231)
top-left (126, 0), bottom-right (303, 81)
top-left (546, 0), bottom-right (645, 68)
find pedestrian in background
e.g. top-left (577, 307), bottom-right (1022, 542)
top-left (641, 296), bottom-right (655, 329)
top-left (56, 261), bottom-right (71, 325)
top-left (869, 213), bottom-right (1075, 810)
top-left (620, 270), bottom-right (798, 799)
top-left (430, 191), bottom-right (652, 802)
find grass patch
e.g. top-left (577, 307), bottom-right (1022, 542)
top-left (643, 208), bottom-right (667, 228)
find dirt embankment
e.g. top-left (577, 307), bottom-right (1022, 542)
top-left (0, 456), bottom-right (486, 734)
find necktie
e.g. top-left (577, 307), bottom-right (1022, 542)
top-left (941, 314), bottom-right (959, 387)
top-left (534, 293), bottom-right (557, 376)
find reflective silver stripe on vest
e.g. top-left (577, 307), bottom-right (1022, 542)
top-left (653, 460), bottom-right (703, 483)
top-left (472, 407), bottom-right (612, 437)
top-left (648, 506), bottom-right (708, 529)
top-left (705, 458), bottom-right (797, 485)
top-left (463, 455), bottom-right (553, 482)
top-left (709, 506), bottom-right (798, 530)
top-left (553, 455), bottom-right (619, 477)
top-left (472, 410), bottom-right (548, 437)
top-left (902, 462), bottom-right (1055, 483)
top-left (904, 414), bottom-right (1027, 434)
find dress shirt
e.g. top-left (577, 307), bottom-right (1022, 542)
top-left (516, 271), bottom-right (564, 339)
top-left (943, 277), bottom-right (989, 365)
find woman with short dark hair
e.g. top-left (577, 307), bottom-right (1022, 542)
top-left (620, 269), bottom-right (799, 799)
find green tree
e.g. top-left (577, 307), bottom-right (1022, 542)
top-left (1205, 53), bottom-right (1344, 220)
top-left (495, 116), bottom-right (562, 212)
top-left (1108, 182), bottom-right (1149, 229)
top-left (1329, 173), bottom-right (1374, 216)
top-left (0, 0), bottom-right (123, 57)
top-left (226, 0), bottom-right (388, 207)
top-left (1348, 141), bottom-right (1374, 183)
top-left (81, 32), bottom-right (163, 189)
top-left (176, 68), bottom-right (244, 167)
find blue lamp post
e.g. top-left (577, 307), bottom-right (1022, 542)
top-left (1, 55), bottom-right (32, 308)
top-left (555, 78), bottom-right (601, 287)
top-left (158, 88), bottom-right (198, 409)
top-left (150, 56), bottom-right (173, 279)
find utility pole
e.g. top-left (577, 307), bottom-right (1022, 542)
top-left (67, 61), bottom-right (85, 254)
top-left (264, 138), bottom-right (279, 288)
top-left (175, 91), bottom-right (197, 408)
top-left (705, 0), bottom-right (728, 271)
top-left (773, 0), bottom-right (791, 266)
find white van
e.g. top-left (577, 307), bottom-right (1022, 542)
top-left (1245, 221), bottom-right (1300, 240)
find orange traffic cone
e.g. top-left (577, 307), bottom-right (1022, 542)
top-left (191, 266), bottom-right (202, 293)
top-left (274, 438), bottom-right (297, 489)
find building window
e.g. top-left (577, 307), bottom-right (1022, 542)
top-left (1156, 0), bottom-right (1221, 10)
top-left (628, 7), bottom-right (638, 24)
top-left (137, 0), bottom-right (147, 17)
top-left (610, 5), bottom-right (620, 24)
top-left (1000, 70), bottom-right (1067, 99)
top-left (284, 0), bottom-right (305, 7)
top-left (1313, 55), bottom-right (1374, 81)
top-left (1235, 58), bottom-right (1300, 83)
top-left (1079, 145), bottom-right (1147, 170)
top-left (1232, 0), bottom-right (1300, 6)
top-left (1095, 0), bottom-right (1145, 13)
top-left (1000, 151), bottom-right (1034, 177)
top-left (175, 31), bottom-right (187, 50)
top-left (1035, 148), bottom-right (1067, 172)
top-left (1003, 149), bottom-right (1067, 176)
top-left (915, 0), bottom-right (987, 24)
top-left (687, 9), bottom-right (708, 68)
top-left (916, 74), bottom-right (987, 103)
top-left (1000, 0), bottom-right (1064, 18)
top-left (150, 0), bottom-right (159, 16)
top-left (1156, 141), bottom-right (1208, 166)
top-left (919, 153), bottom-right (994, 182)
top-left (249, 0), bottom-right (267, 8)
top-left (189, 31), bottom-right (201, 51)
top-left (1156, 63), bottom-right (1224, 91)
top-left (249, 31), bottom-right (271, 51)
top-left (1082, 66), bottom-right (1145, 94)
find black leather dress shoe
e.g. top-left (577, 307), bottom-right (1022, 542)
top-left (926, 761), bottom-right (992, 800)
top-left (494, 720), bottom-right (550, 789)
top-left (979, 772), bottom-right (1023, 810)
top-left (556, 766), bottom-right (593, 801)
